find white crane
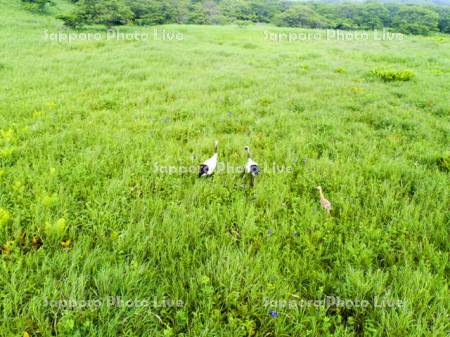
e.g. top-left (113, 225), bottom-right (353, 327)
top-left (243, 146), bottom-right (260, 187)
top-left (199, 141), bottom-right (218, 177)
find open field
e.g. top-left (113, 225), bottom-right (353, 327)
top-left (0, 1), bottom-right (449, 336)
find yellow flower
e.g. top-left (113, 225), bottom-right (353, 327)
top-left (60, 239), bottom-right (72, 248)
top-left (1, 240), bottom-right (15, 254)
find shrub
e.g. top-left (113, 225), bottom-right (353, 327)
top-left (22, 0), bottom-right (54, 13)
top-left (73, 0), bottom-right (133, 27)
top-left (370, 68), bottom-right (415, 82)
top-left (57, 14), bottom-right (83, 28)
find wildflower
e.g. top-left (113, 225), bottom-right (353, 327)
top-left (60, 239), bottom-right (72, 248)
top-left (269, 310), bottom-right (278, 318)
top-left (1, 240), bottom-right (15, 254)
top-left (268, 228), bottom-right (273, 236)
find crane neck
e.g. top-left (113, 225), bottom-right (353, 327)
top-left (319, 189), bottom-right (324, 199)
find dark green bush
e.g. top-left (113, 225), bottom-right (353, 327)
top-left (57, 14), bottom-right (82, 28)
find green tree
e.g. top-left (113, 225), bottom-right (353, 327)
top-left (436, 7), bottom-right (450, 33)
top-left (125, 0), bottom-right (189, 25)
top-left (203, 1), bottom-right (227, 24)
top-left (311, 3), bottom-right (358, 30)
top-left (57, 13), bottom-right (82, 28)
top-left (392, 6), bottom-right (439, 35)
top-left (357, 3), bottom-right (389, 29)
top-left (276, 5), bottom-right (329, 29)
top-left (22, 0), bottom-right (54, 13)
top-left (188, 2), bottom-right (208, 24)
top-left (77, 0), bottom-right (133, 27)
top-left (248, 0), bottom-right (280, 23)
top-left (220, 0), bottom-right (251, 22)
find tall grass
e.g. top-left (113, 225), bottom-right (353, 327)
top-left (0, 1), bottom-right (449, 336)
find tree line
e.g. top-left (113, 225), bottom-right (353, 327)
top-left (23, 0), bottom-right (450, 35)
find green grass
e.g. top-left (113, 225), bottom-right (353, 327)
top-left (0, 1), bottom-right (449, 336)
top-left (370, 68), bottom-right (416, 82)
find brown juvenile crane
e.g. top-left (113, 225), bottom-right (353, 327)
top-left (316, 186), bottom-right (332, 213)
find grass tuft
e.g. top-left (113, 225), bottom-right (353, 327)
top-left (370, 68), bottom-right (415, 82)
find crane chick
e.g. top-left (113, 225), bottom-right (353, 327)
top-left (316, 186), bottom-right (332, 213)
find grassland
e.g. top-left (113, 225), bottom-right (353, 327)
top-left (0, 0), bottom-right (449, 336)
